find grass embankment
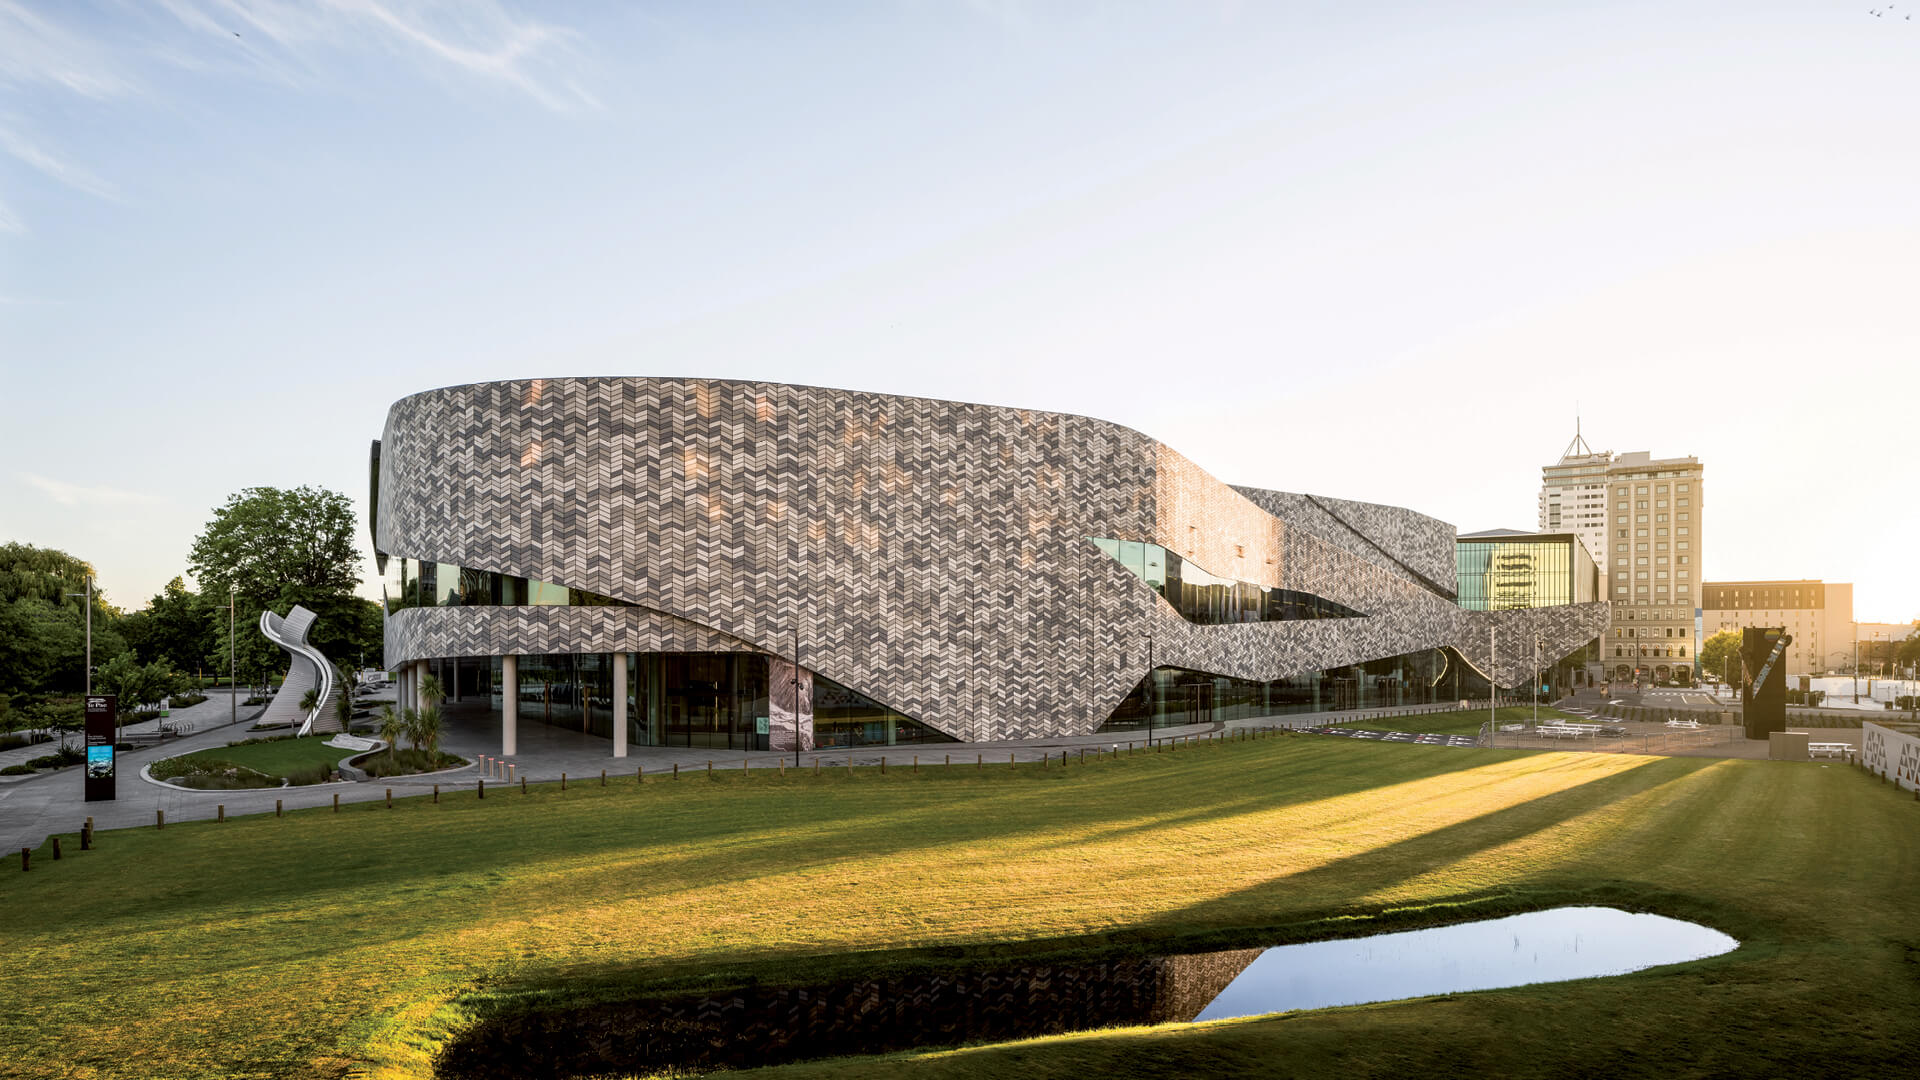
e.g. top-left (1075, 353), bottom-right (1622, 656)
top-left (1, 734), bottom-right (1916, 1079)
top-left (150, 735), bottom-right (348, 788)
top-left (1332, 705), bottom-right (1588, 736)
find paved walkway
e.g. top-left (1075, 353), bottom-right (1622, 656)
top-left (0, 696), bottom-right (1479, 853)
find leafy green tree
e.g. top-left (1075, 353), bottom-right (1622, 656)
top-left (1699, 631), bottom-right (1740, 685)
top-left (407, 705), bottom-right (443, 756)
top-left (0, 543), bottom-right (126, 700)
top-left (94, 652), bottom-right (182, 724)
top-left (121, 577), bottom-right (217, 676)
top-left (188, 486), bottom-right (377, 677)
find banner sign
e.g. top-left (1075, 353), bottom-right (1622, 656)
top-left (84, 694), bottom-right (116, 802)
top-left (768, 658), bottom-right (814, 752)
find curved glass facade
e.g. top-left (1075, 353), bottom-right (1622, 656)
top-left (458, 650), bottom-right (954, 751)
top-left (1100, 640), bottom-right (1592, 731)
top-left (382, 557), bottom-right (630, 613)
top-left (1090, 538), bottom-right (1365, 624)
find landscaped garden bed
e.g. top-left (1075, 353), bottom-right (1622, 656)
top-left (149, 735), bottom-right (353, 789)
top-left (351, 747), bottom-right (468, 778)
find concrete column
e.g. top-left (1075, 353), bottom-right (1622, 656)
top-left (398, 667), bottom-right (410, 716)
top-left (613, 652), bottom-right (628, 758)
top-left (451, 658), bottom-right (461, 703)
top-left (415, 659), bottom-right (429, 713)
top-left (502, 654), bottom-right (518, 757)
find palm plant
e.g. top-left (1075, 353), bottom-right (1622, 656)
top-left (299, 687), bottom-right (320, 720)
top-left (418, 673), bottom-right (446, 711)
top-left (413, 704), bottom-right (443, 757)
top-left (378, 704), bottom-right (406, 759)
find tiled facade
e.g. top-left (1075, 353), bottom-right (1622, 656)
top-left (377, 378), bottom-right (1607, 742)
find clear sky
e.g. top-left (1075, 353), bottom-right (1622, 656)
top-left (3, 1), bottom-right (1916, 624)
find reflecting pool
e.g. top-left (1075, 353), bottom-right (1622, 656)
top-left (1196, 906), bottom-right (1737, 1021)
top-left (438, 907), bottom-right (1736, 1079)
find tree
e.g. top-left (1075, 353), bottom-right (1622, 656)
top-left (0, 543), bottom-right (126, 700)
top-left (122, 577), bottom-right (217, 675)
top-left (407, 705), bottom-right (442, 757)
top-left (94, 652), bottom-right (182, 731)
top-left (188, 486), bottom-right (374, 684)
top-left (1699, 630), bottom-right (1740, 685)
top-left (378, 705), bottom-right (405, 759)
top-left (1897, 623), bottom-right (1920, 674)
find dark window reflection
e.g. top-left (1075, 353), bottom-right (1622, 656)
top-left (1090, 538), bottom-right (1365, 625)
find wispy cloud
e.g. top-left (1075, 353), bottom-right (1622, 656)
top-left (161, 0), bottom-right (599, 111)
top-left (0, 0), bottom-right (133, 98)
top-left (0, 123), bottom-right (119, 201)
top-left (22, 473), bottom-right (164, 508)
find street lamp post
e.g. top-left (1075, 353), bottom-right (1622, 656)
top-left (229, 584), bottom-right (238, 727)
top-left (64, 575), bottom-right (96, 743)
top-left (1533, 634), bottom-right (1541, 727)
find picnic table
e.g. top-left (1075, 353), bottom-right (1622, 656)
top-left (1665, 719), bottom-right (1702, 729)
top-left (1808, 741), bottom-right (1852, 759)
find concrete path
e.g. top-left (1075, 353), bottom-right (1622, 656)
top-left (0, 694), bottom-right (1476, 853)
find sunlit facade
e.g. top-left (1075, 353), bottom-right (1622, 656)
top-left (373, 378), bottom-right (1609, 756)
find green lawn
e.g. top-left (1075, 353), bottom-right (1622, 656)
top-left (173, 735), bottom-right (351, 779)
top-left (1, 734), bottom-right (1915, 1080)
top-left (1333, 705), bottom-right (1589, 737)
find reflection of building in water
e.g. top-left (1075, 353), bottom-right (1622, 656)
top-left (1150, 948), bottom-right (1264, 1024)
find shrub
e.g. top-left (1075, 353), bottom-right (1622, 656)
top-left (0, 732), bottom-right (50, 751)
top-left (355, 748), bottom-right (466, 778)
top-left (168, 694), bottom-right (209, 708)
top-left (0, 764), bottom-right (35, 776)
top-left (26, 746), bottom-right (84, 769)
top-left (243, 696), bottom-right (270, 706)
top-left (148, 755), bottom-right (278, 790)
top-left (283, 762), bottom-right (335, 786)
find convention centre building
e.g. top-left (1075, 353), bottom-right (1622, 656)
top-left (373, 377), bottom-right (1608, 755)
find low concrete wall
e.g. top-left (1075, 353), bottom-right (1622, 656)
top-left (1861, 722), bottom-right (1920, 792)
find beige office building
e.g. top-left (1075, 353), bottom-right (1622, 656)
top-left (1701, 581), bottom-right (1853, 679)
top-left (1542, 435), bottom-right (1704, 685)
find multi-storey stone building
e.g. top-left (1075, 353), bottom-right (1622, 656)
top-left (375, 378), bottom-right (1608, 756)
top-left (1540, 433), bottom-right (1703, 686)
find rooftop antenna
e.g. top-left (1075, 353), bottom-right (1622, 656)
top-left (1560, 407), bottom-right (1598, 461)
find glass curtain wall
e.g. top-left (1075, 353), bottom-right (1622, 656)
top-left (1090, 538), bottom-right (1365, 624)
top-left (1455, 540), bottom-right (1575, 611)
top-left (1101, 647), bottom-right (1513, 731)
top-left (382, 557), bottom-right (629, 613)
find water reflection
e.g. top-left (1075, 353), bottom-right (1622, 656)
top-left (1196, 906), bottom-right (1736, 1021)
top-left (439, 907), bottom-right (1735, 1079)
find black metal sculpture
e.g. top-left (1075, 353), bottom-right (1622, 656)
top-left (1740, 627), bottom-right (1791, 740)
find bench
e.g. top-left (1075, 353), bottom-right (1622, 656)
top-left (1665, 719), bottom-right (1702, 730)
top-left (1808, 742), bottom-right (1852, 759)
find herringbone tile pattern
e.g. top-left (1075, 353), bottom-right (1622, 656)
top-left (379, 378), bottom-right (1606, 741)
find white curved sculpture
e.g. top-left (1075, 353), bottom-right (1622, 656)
top-left (259, 606), bottom-right (340, 736)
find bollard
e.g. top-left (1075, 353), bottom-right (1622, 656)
top-left (334, 793), bottom-right (340, 812)
top-left (780, 760), bottom-right (785, 777)
top-left (881, 757), bottom-right (887, 775)
top-left (744, 759), bottom-right (749, 775)
top-left (521, 776), bottom-right (527, 794)
top-left (1061, 750), bottom-right (1067, 767)
top-left (509, 764), bottom-right (515, 782)
top-left (19, 848), bottom-right (26, 872)
top-left (1080, 748), bottom-right (1085, 763)
top-left (602, 769), bottom-right (607, 787)
top-left (946, 754), bottom-right (951, 768)
top-left (81, 824), bottom-right (91, 851)
top-left (977, 754), bottom-right (983, 769)
top-left (433, 785), bottom-right (439, 804)
top-left (156, 810), bottom-right (164, 829)
top-left (706, 762), bottom-right (712, 778)
top-left (562, 772), bottom-right (568, 791)
top-left (478, 779), bottom-right (485, 799)
top-left (638, 765), bottom-right (644, 783)
top-left (386, 789), bottom-right (392, 810)
top-left (277, 799), bottom-right (283, 818)
top-left (814, 757), bottom-right (820, 775)
top-left (1010, 752), bottom-right (1016, 767)
top-left (673, 762), bottom-right (679, 779)
top-left (218, 805), bottom-right (225, 824)
top-left (914, 755), bottom-right (918, 773)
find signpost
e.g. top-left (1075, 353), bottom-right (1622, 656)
top-left (84, 695), bottom-right (116, 802)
